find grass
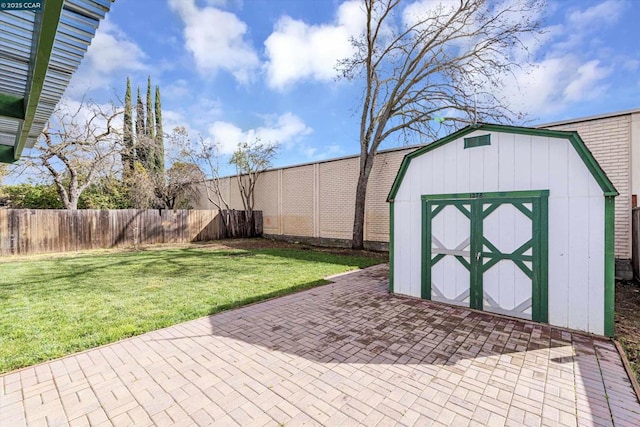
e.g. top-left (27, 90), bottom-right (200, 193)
top-left (0, 244), bottom-right (383, 374)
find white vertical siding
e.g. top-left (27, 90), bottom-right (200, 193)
top-left (588, 196), bottom-right (605, 335)
top-left (483, 137), bottom-right (500, 189)
top-left (548, 196), bottom-right (570, 328)
top-left (567, 196), bottom-right (591, 330)
top-left (393, 130), bottom-right (606, 335)
top-left (512, 134), bottom-right (532, 189)
top-left (498, 134), bottom-right (515, 189)
top-left (530, 138), bottom-right (550, 190)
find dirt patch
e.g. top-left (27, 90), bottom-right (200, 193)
top-left (616, 279), bottom-right (640, 383)
top-left (218, 238), bottom-right (389, 260)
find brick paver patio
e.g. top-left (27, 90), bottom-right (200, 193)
top-left (1, 264), bottom-right (639, 426)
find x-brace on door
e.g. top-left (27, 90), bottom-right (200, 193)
top-left (422, 191), bottom-right (549, 322)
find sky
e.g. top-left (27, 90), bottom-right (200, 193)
top-left (60, 0), bottom-right (640, 175)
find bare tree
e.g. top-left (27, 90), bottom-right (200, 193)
top-left (170, 127), bottom-right (231, 211)
top-left (169, 128), bottom-right (276, 235)
top-left (19, 98), bottom-right (123, 209)
top-left (339, 0), bottom-right (544, 249)
top-left (230, 140), bottom-right (277, 234)
top-left (123, 161), bottom-right (156, 208)
top-left (169, 127), bottom-right (243, 235)
top-left (153, 161), bottom-right (205, 209)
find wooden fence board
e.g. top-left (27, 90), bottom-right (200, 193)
top-left (0, 209), bottom-right (262, 256)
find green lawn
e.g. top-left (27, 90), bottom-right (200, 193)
top-left (0, 246), bottom-right (383, 374)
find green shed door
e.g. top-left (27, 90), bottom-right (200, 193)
top-left (422, 191), bottom-right (549, 322)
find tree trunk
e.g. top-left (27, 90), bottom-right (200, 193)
top-left (66, 191), bottom-right (79, 210)
top-left (352, 153), bottom-right (375, 249)
top-left (245, 209), bottom-right (253, 236)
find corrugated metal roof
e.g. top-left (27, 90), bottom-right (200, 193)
top-left (0, 0), bottom-right (112, 163)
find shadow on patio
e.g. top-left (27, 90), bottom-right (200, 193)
top-left (175, 263), bottom-right (638, 425)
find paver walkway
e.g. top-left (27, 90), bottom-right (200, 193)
top-left (1, 264), bottom-right (639, 426)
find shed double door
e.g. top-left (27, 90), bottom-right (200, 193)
top-left (422, 191), bottom-right (548, 322)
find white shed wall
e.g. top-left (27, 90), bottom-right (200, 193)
top-left (393, 130), bottom-right (606, 334)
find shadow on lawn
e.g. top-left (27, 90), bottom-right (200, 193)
top-left (0, 247), bottom-right (379, 295)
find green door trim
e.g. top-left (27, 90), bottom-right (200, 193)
top-left (604, 196), bottom-right (615, 337)
top-left (389, 202), bottom-right (394, 293)
top-left (421, 190), bottom-right (549, 322)
top-left (423, 198), bottom-right (473, 301)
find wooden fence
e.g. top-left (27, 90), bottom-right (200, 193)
top-left (0, 209), bottom-right (262, 256)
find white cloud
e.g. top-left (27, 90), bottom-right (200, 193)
top-left (501, 58), bottom-right (571, 116)
top-left (162, 109), bottom-right (189, 135)
top-left (204, 0), bottom-right (243, 7)
top-left (499, 56), bottom-right (611, 118)
top-left (162, 96), bottom-right (224, 141)
top-left (68, 20), bottom-right (146, 94)
top-left (567, 0), bottom-right (625, 27)
top-left (55, 97), bottom-right (124, 133)
top-left (301, 143), bottom-right (345, 161)
top-left (402, 0), bottom-right (459, 25)
top-left (162, 79), bottom-right (191, 99)
top-left (168, 0), bottom-right (259, 84)
top-left (84, 20), bottom-right (146, 74)
top-left (563, 60), bottom-right (611, 102)
top-left (263, 0), bottom-right (365, 90)
top-left (208, 113), bottom-right (313, 154)
top-left (493, 0), bottom-right (623, 120)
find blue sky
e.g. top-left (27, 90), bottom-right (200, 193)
top-left (64, 0), bottom-right (640, 174)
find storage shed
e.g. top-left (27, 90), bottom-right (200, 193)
top-left (387, 124), bottom-right (618, 336)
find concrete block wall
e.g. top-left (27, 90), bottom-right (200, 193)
top-left (365, 150), bottom-right (406, 242)
top-left (282, 166), bottom-right (315, 237)
top-left (542, 114), bottom-right (632, 259)
top-left (319, 157), bottom-right (359, 240)
top-left (193, 147), bottom-right (416, 246)
top-left (193, 177), bottom-right (231, 210)
top-left (254, 170), bottom-right (280, 235)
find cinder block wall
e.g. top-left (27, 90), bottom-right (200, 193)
top-left (365, 150), bottom-right (405, 242)
top-left (254, 170), bottom-right (280, 235)
top-left (282, 166), bottom-right (315, 236)
top-left (319, 157), bottom-right (359, 240)
top-left (542, 115), bottom-right (632, 259)
top-left (192, 147), bottom-right (416, 246)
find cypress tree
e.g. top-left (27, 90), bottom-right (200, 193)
top-left (154, 84), bottom-right (164, 174)
top-left (122, 77), bottom-right (134, 177)
top-left (145, 76), bottom-right (156, 172)
top-left (135, 87), bottom-right (148, 167)
top-left (145, 76), bottom-right (155, 141)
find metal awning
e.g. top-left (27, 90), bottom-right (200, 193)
top-left (0, 0), bottom-right (112, 163)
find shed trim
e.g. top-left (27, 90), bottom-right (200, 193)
top-left (604, 196), bottom-right (615, 337)
top-left (389, 201), bottom-right (394, 293)
top-left (386, 124), bottom-right (618, 202)
top-left (539, 195), bottom-right (549, 323)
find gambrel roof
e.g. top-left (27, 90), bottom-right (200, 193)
top-left (387, 123), bottom-right (618, 202)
